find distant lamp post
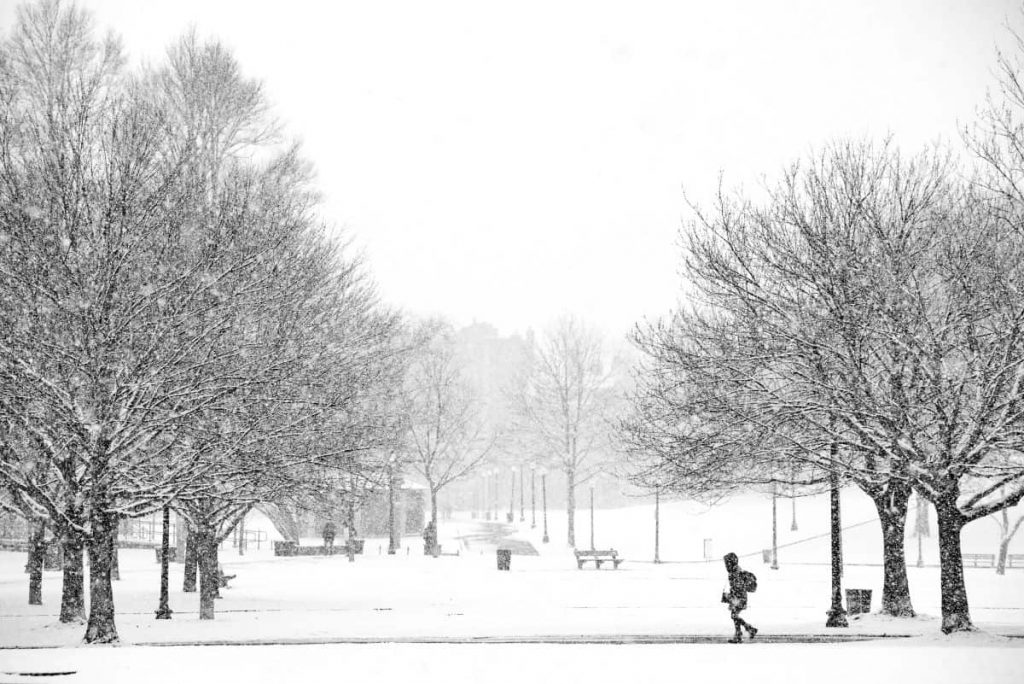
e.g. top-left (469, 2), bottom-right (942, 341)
top-left (654, 488), bottom-right (661, 564)
top-left (519, 463), bottom-right (525, 522)
top-left (540, 467), bottom-right (549, 543)
top-left (492, 468), bottom-right (499, 521)
top-left (482, 472), bottom-right (490, 520)
top-left (530, 462), bottom-right (537, 529)
top-left (771, 486), bottom-right (779, 570)
top-left (387, 452), bottom-right (400, 555)
top-left (589, 485), bottom-right (596, 550)
top-left (509, 467), bottom-right (515, 523)
top-left (155, 505), bottom-right (173, 619)
top-left (791, 495), bottom-right (798, 532)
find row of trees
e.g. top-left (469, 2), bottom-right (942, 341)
top-left (401, 316), bottom-right (628, 551)
top-left (0, 1), bottom-right (631, 644)
top-left (0, 1), bottom-right (408, 642)
top-left (621, 31), bottom-right (1024, 633)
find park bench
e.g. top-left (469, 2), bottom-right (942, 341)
top-left (217, 565), bottom-right (236, 588)
top-left (1007, 554), bottom-right (1024, 569)
top-left (962, 553), bottom-right (995, 568)
top-left (574, 548), bottom-right (624, 570)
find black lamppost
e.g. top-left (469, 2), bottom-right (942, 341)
top-left (155, 505), bottom-right (173, 619)
top-left (530, 463), bottom-right (537, 529)
top-left (482, 472), bottom-right (489, 520)
top-left (825, 469), bottom-right (848, 627)
top-left (492, 468), bottom-right (499, 520)
top-left (589, 485), bottom-right (595, 550)
top-left (387, 453), bottom-right (399, 555)
top-left (654, 488), bottom-right (661, 564)
top-left (771, 486), bottom-right (779, 570)
top-left (508, 467), bottom-right (515, 523)
top-left (541, 467), bottom-right (549, 543)
top-left (519, 463), bottom-right (525, 522)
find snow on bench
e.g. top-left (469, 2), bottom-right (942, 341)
top-left (962, 553), bottom-right (995, 568)
top-left (574, 548), bottom-right (624, 570)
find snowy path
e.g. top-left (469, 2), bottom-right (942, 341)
top-left (1, 641), bottom-right (1023, 684)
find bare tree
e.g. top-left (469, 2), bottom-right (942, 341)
top-left (515, 315), bottom-right (615, 547)
top-left (991, 503), bottom-right (1024, 575)
top-left (0, 3), bottom-right (407, 641)
top-left (623, 139), bottom-right (1024, 631)
top-left (404, 323), bottom-right (493, 552)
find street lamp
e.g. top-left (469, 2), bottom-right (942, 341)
top-left (654, 488), bottom-right (661, 564)
top-left (481, 471), bottom-right (489, 520)
top-left (491, 466), bottom-right (499, 520)
top-left (509, 467), bottom-right (515, 523)
top-left (540, 466), bottom-right (549, 543)
top-left (825, 470), bottom-right (848, 627)
top-left (791, 495), bottom-right (798, 531)
top-left (387, 452), bottom-right (399, 555)
top-left (530, 462), bottom-right (537, 529)
top-left (519, 463), bottom-right (525, 522)
top-left (492, 468), bottom-right (499, 521)
top-left (771, 486), bottom-right (779, 570)
top-left (589, 485), bottom-right (595, 551)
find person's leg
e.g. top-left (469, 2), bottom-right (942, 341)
top-left (729, 606), bottom-right (744, 642)
top-left (736, 607), bottom-right (757, 637)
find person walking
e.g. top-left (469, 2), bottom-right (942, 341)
top-left (722, 552), bottom-right (758, 643)
top-left (322, 521), bottom-right (337, 554)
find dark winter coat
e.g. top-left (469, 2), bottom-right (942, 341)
top-left (724, 552), bottom-right (748, 609)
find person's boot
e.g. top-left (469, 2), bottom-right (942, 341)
top-left (728, 632), bottom-right (743, 644)
top-left (747, 626), bottom-right (758, 639)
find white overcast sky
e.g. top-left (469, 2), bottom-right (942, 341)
top-left (1, 0), bottom-right (1020, 342)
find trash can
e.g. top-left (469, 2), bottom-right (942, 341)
top-left (153, 547), bottom-right (178, 564)
top-left (496, 549), bottom-right (512, 571)
top-left (845, 589), bottom-right (872, 615)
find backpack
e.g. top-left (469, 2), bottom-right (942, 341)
top-left (740, 569), bottom-right (758, 593)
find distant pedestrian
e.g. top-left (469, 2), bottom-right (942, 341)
top-left (722, 552), bottom-right (758, 643)
top-left (322, 521), bottom-right (337, 554)
top-left (423, 519), bottom-right (437, 556)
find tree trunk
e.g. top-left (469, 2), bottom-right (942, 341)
top-left (197, 524), bottom-right (218, 620)
top-left (996, 537), bottom-right (1010, 576)
top-left (84, 511), bottom-right (119, 643)
top-left (566, 468), bottom-right (576, 547)
top-left (183, 526), bottom-right (198, 592)
top-left (109, 529), bottom-right (120, 581)
top-left (27, 522), bottom-right (45, 605)
top-left (59, 530), bottom-right (86, 623)
top-left (430, 487), bottom-right (438, 529)
top-left (430, 486), bottom-right (439, 556)
top-left (869, 486), bottom-right (915, 617)
top-left (935, 500), bottom-right (973, 633)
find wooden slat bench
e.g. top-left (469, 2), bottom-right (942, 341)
top-left (962, 553), bottom-right (995, 568)
top-left (575, 548), bottom-right (624, 570)
top-left (1007, 554), bottom-right (1024, 569)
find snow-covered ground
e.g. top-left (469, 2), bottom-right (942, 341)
top-left (1, 491), bottom-right (1022, 683)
